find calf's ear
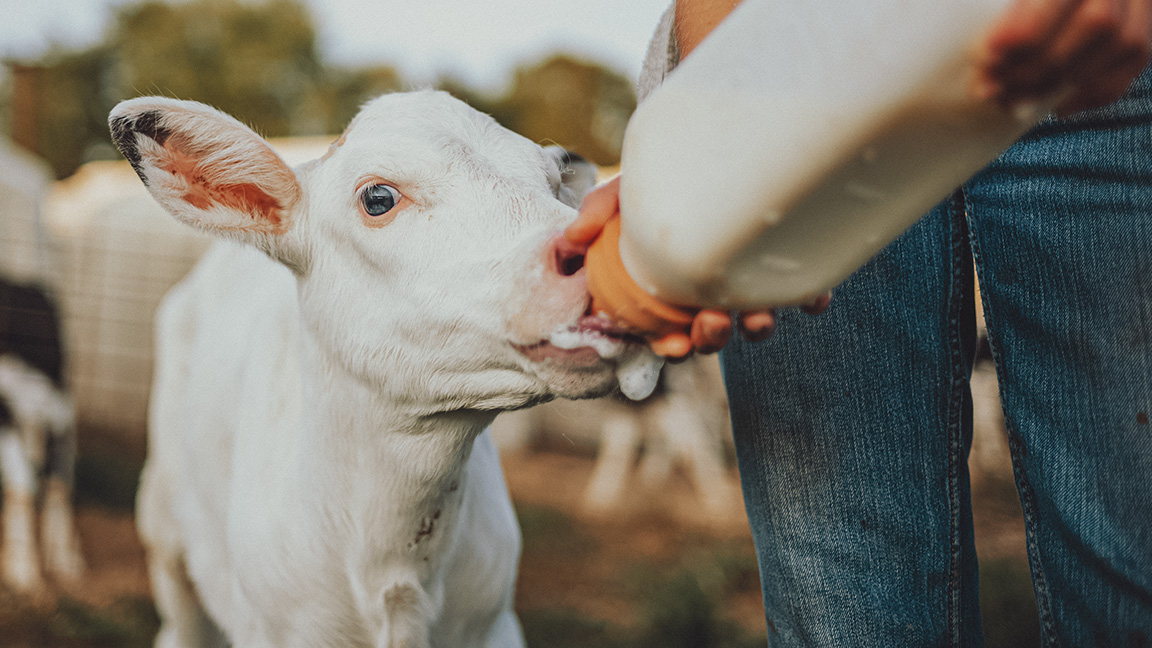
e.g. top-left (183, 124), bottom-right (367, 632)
top-left (109, 97), bottom-right (308, 272)
top-left (545, 146), bottom-right (598, 208)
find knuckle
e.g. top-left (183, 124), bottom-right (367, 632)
top-left (1080, 3), bottom-right (1123, 37)
top-left (1117, 30), bottom-right (1152, 62)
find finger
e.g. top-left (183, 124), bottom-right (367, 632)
top-left (737, 311), bottom-right (776, 343)
top-left (1121, 0), bottom-right (1152, 63)
top-left (650, 332), bottom-right (693, 359)
top-left (565, 176), bottom-right (620, 244)
top-left (1055, 0), bottom-right (1152, 112)
top-left (977, 0), bottom-right (1080, 100)
top-left (996, 0), bottom-right (1127, 105)
top-left (690, 310), bottom-right (733, 354)
top-left (984, 0), bottom-right (1079, 64)
top-left (1056, 56), bottom-right (1149, 113)
top-left (801, 292), bottom-right (833, 316)
top-left (1054, 0), bottom-right (1128, 67)
top-left (1127, 0), bottom-right (1152, 44)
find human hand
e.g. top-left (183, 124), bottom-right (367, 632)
top-left (977, 0), bottom-right (1152, 115)
top-left (566, 176), bottom-right (830, 359)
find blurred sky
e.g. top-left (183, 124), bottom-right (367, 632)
top-left (1, 0), bottom-right (672, 90)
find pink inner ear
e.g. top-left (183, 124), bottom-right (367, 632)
top-left (159, 132), bottom-right (286, 233)
top-left (182, 181), bottom-right (284, 230)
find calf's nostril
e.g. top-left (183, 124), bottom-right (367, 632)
top-left (552, 238), bottom-right (587, 277)
top-left (558, 251), bottom-right (585, 277)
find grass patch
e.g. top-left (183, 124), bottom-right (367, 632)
top-left (0, 595), bottom-right (159, 648)
top-left (520, 607), bottom-right (631, 648)
top-left (980, 557), bottom-right (1040, 648)
top-left (521, 547), bottom-right (767, 648)
top-left (516, 504), bottom-right (595, 558)
top-left (637, 568), bottom-right (763, 648)
top-left (73, 450), bottom-right (142, 511)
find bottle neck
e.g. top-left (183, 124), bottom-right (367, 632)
top-left (585, 215), bottom-right (698, 355)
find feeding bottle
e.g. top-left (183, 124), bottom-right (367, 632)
top-left (585, 0), bottom-right (1050, 349)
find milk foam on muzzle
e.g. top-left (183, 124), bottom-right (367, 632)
top-left (548, 325), bottom-right (664, 401)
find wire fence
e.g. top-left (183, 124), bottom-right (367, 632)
top-left (3, 139), bottom-right (333, 439)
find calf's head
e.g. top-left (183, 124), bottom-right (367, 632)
top-left (110, 92), bottom-right (659, 411)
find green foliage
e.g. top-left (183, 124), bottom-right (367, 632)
top-left (640, 569), bottom-right (728, 648)
top-left (520, 608), bottom-right (631, 648)
top-left (496, 55), bottom-right (636, 166)
top-left (519, 563), bottom-right (766, 648)
top-left (8, 0), bottom-right (333, 178)
top-left (316, 65), bottom-right (405, 134)
top-left (48, 596), bottom-right (160, 646)
top-left (0, 594), bottom-right (159, 648)
top-left (15, 49), bottom-right (115, 179)
top-left (111, 0), bottom-right (322, 137)
top-left (516, 503), bottom-right (597, 559)
top-left (73, 444), bottom-right (144, 511)
top-left (6, 1), bottom-right (635, 179)
top-left (630, 554), bottom-right (764, 648)
top-left (979, 557), bottom-right (1041, 648)
top-left (516, 517), bottom-right (766, 648)
top-left (435, 76), bottom-right (507, 125)
top-left (518, 564), bottom-right (766, 648)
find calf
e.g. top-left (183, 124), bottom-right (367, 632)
top-left (110, 92), bottom-right (660, 647)
top-left (0, 279), bottom-right (84, 592)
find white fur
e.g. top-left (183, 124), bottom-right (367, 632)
top-left (112, 91), bottom-right (647, 647)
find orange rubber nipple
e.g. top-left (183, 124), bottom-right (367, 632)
top-left (585, 216), bottom-right (698, 356)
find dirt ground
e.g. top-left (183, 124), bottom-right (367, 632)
top-left (0, 429), bottom-right (1037, 648)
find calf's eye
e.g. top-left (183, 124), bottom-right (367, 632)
top-left (360, 183), bottom-right (400, 217)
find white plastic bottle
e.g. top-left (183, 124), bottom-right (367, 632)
top-left (586, 0), bottom-right (1048, 345)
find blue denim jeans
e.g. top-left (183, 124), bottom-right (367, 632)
top-left (721, 67), bottom-right (1152, 647)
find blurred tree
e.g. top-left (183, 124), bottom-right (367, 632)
top-left (7, 2), bottom-right (635, 178)
top-left (8, 50), bottom-right (114, 179)
top-left (496, 55), bottom-right (636, 166)
top-left (11, 0), bottom-right (360, 178)
top-left (110, 0), bottom-right (322, 137)
top-left (316, 65), bottom-right (405, 134)
top-left (435, 75), bottom-right (509, 125)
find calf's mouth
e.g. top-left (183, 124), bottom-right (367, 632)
top-left (513, 311), bottom-right (661, 400)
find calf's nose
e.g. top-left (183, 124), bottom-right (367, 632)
top-left (550, 234), bottom-right (587, 278)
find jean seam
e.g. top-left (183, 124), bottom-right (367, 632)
top-left (945, 189), bottom-right (970, 648)
top-left (1012, 456), bottom-right (1061, 646)
top-left (963, 190), bottom-right (1062, 647)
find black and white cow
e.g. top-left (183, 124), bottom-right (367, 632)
top-left (0, 277), bottom-right (84, 592)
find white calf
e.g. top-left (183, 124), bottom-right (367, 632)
top-left (109, 92), bottom-right (659, 648)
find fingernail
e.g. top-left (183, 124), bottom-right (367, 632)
top-left (1011, 99), bottom-right (1046, 123)
top-left (651, 333), bottom-right (692, 358)
top-left (704, 320), bottom-right (729, 340)
top-left (974, 79), bottom-right (996, 101)
top-left (745, 322), bottom-right (774, 342)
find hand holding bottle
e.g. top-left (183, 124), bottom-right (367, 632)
top-left (566, 177), bottom-right (828, 358)
top-left (576, 0), bottom-right (1152, 357)
top-left (976, 0), bottom-right (1152, 115)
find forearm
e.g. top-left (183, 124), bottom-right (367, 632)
top-left (673, 0), bottom-right (743, 57)
top-left (672, 0), bottom-right (1151, 113)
